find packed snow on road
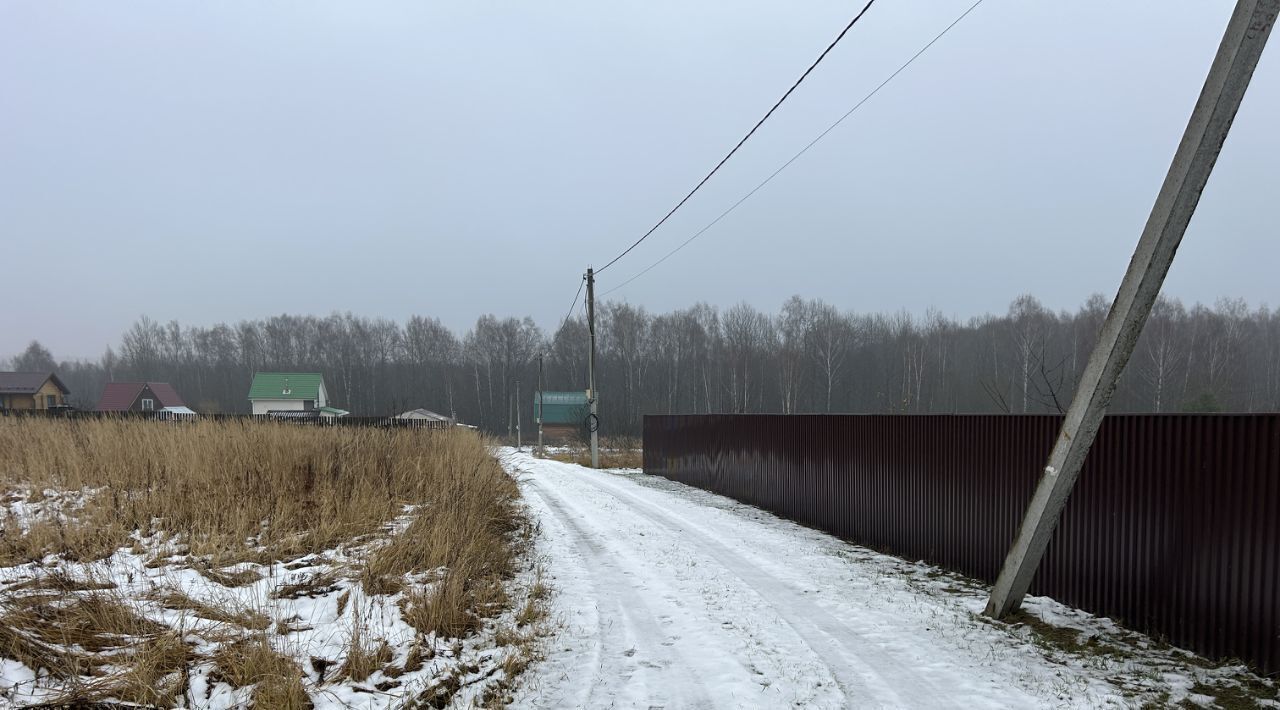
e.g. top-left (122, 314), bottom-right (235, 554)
top-left (500, 449), bottom-right (1273, 709)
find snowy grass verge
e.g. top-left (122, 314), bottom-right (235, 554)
top-left (538, 437), bottom-right (642, 470)
top-left (0, 418), bottom-right (542, 708)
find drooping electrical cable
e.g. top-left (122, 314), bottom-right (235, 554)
top-left (595, 0), bottom-right (880, 275)
top-left (556, 275), bottom-right (586, 335)
top-left (601, 0), bottom-right (986, 298)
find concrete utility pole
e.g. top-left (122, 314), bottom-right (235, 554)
top-left (537, 354), bottom-right (545, 454)
top-left (985, 0), bottom-right (1276, 620)
top-left (516, 379), bottom-right (522, 450)
top-left (586, 268), bottom-right (600, 469)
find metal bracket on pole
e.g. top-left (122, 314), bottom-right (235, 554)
top-left (985, 0), bottom-right (1276, 619)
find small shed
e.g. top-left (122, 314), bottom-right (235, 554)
top-left (534, 391), bottom-right (589, 443)
top-left (396, 408), bottom-right (453, 422)
top-left (395, 408), bottom-right (454, 429)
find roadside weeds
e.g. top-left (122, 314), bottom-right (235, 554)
top-left (0, 418), bottom-right (540, 707)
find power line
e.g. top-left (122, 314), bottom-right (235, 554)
top-left (556, 274), bottom-right (586, 335)
top-left (595, 0), bottom-right (879, 275)
top-left (602, 0), bottom-right (985, 298)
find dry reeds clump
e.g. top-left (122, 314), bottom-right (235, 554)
top-left (362, 443), bottom-right (522, 636)
top-left (401, 570), bottom-right (483, 638)
top-left (2, 591), bottom-right (167, 654)
top-left (213, 636), bottom-right (310, 709)
top-left (7, 571), bottom-right (117, 593)
top-left (338, 604), bottom-right (395, 683)
top-left (151, 587), bottom-right (271, 630)
top-left (545, 435), bottom-right (643, 468)
top-left (105, 631), bottom-right (193, 706)
top-left (0, 585), bottom-right (193, 706)
top-left (0, 417), bottom-right (529, 705)
top-left (0, 418), bottom-right (513, 567)
top-left (41, 630), bottom-right (194, 708)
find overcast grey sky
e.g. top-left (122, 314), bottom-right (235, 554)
top-left (1, 1), bottom-right (1275, 360)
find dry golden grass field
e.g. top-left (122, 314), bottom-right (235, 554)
top-left (0, 417), bottom-right (545, 708)
top-left (542, 436), bottom-right (643, 469)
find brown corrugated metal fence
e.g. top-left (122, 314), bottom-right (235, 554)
top-left (643, 414), bottom-right (1280, 674)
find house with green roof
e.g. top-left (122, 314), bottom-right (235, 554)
top-left (248, 372), bottom-right (347, 417)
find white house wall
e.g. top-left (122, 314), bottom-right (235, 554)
top-left (251, 400), bottom-right (306, 415)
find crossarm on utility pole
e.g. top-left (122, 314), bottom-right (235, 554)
top-left (984, 0), bottom-right (1277, 619)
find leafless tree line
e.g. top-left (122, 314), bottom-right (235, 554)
top-left (6, 293), bottom-right (1279, 435)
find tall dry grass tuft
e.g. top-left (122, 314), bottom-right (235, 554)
top-left (0, 418), bottom-right (515, 568)
top-left (76, 630), bottom-right (194, 707)
top-left (362, 438), bottom-right (523, 636)
top-left (0, 417), bottom-right (527, 705)
top-left (545, 435), bottom-right (643, 469)
top-left (0, 585), bottom-right (194, 705)
top-left (338, 602), bottom-right (395, 683)
top-left (401, 570), bottom-right (483, 638)
top-left (213, 636), bottom-right (310, 709)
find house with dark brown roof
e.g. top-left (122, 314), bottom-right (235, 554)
top-left (0, 372), bottom-right (70, 411)
top-left (96, 382), bottom-right (188, 413)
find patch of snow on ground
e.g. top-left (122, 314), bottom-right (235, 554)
top-left (0, 501), bottom-right (539, 708)
top-left (1, 487), bottom-right (100, 533)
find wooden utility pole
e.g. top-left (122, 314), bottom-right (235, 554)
top-left (537, 354), bottom-right (545, 454)
top-left (985, 0), bottom-right (1276, 620)
top-left (586, 268), bottom-right (600, 468)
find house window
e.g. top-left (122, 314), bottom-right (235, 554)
top-left (45, 395), bottom-right (56, 408)
top-left (141, 398), bottom-right (155, 411)
top-left (303, 400), bottom-right (315, 410)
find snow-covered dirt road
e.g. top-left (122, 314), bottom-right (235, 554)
top-left (501, 450), bottom-right (1262, 709)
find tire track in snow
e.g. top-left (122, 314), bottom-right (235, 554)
top-left (510, 451), bottom-right (1113, 709)
top-left (518, 480), bottom-right (606, 708)
top-left (523, 474), bottom-right (717, 709)
top-left (511, 453), bottom-right (861, 709)
top-left (566, 469), bottom-right (956, 709)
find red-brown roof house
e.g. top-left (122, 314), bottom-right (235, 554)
top-left (96, 382), bottom-right (187, 413)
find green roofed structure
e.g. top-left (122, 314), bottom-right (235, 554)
top-left (248, 372), bottom-right (343, 416)
top-left (534, 390), bottom-right (589, 442)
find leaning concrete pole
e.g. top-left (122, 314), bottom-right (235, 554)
top-left (985, 0), bottom-right (1276, 619)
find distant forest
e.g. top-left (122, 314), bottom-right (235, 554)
top-left (6, 294), bottom-right (1279, 436)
